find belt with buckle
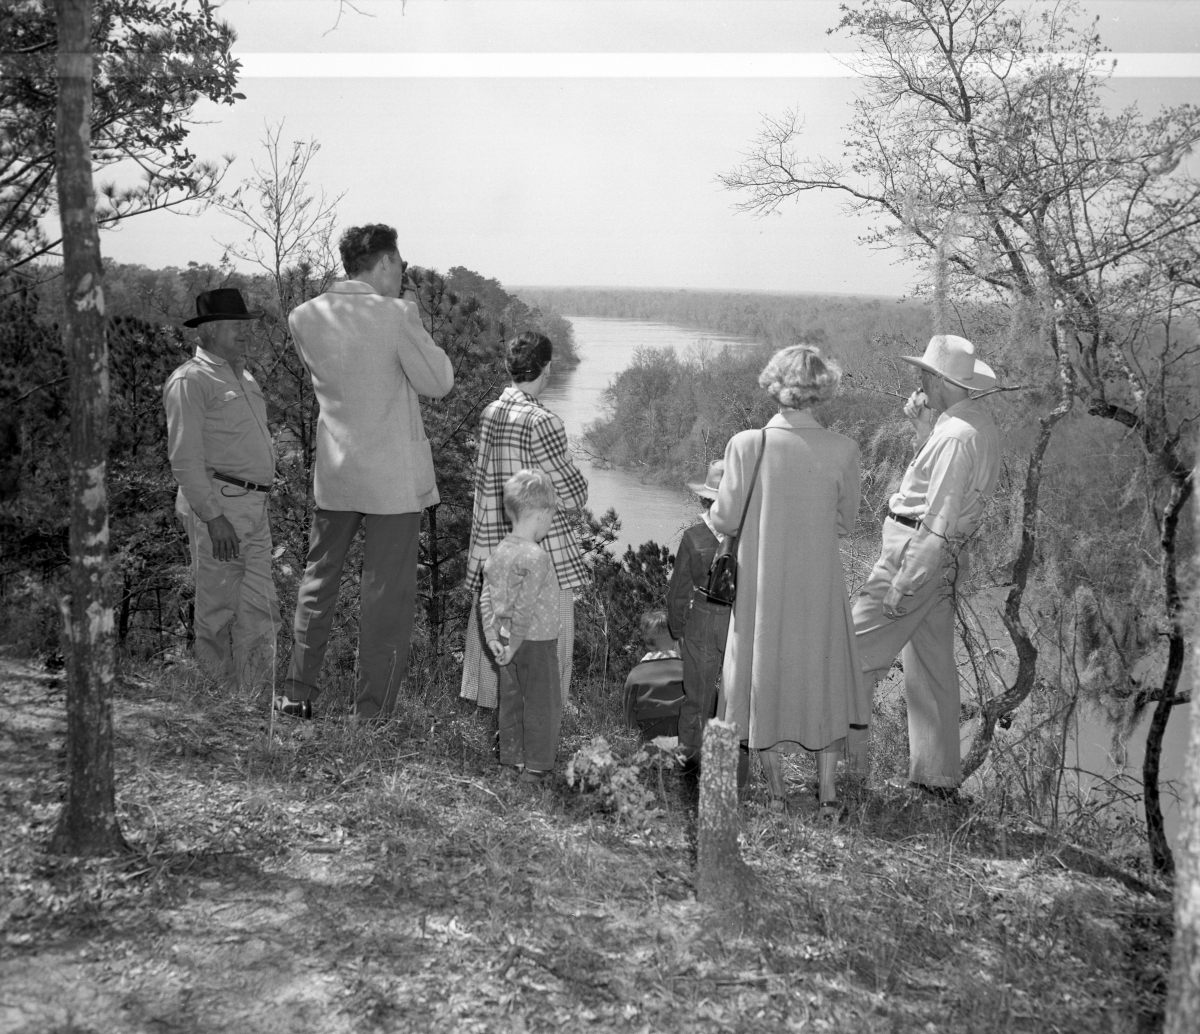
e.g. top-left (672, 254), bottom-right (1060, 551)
top-left (888, 510), bottom-right (921, 530)
top-left (213, 472), bottom-right (273, 493)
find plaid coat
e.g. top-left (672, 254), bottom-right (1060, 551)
top-left (466, 385), bottom-right (589, 594)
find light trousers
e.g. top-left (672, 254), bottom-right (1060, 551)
top-left (182, 486), bottom-right (280, 693)
top-left (285, 509), bottom-right (421, 720)
top-left (459, 589), bottom-right (575, 709)
top-left (853, 518), bottom-right (964, 788)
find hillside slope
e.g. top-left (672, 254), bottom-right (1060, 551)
top-left (0, 655), bottom-right (1172, 1033)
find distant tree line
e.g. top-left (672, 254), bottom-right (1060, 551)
top-left (517, 286), bottom-right (932, 351)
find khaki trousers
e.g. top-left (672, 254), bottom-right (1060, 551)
top-left (182, 486), bottom-right (280, 693)
top-left (853, 518), bottom-right (964, 788)
top-left (285, 509), bottom-right (421, 721)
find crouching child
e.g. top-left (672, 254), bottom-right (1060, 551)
top-left (623, 610), bottom-right (685, 740)
top-left (481, 469), bottom-right (563, 784)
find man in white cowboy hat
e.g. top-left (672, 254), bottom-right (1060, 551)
top-left (851, 334), bottom-right (1001, 794)
top-left (666, 458), bottom-right (733, 769)
top-left (164, 288), bottom-right (280, 693)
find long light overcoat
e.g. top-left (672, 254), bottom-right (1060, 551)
top-left (711, 409), bottom-right (867, 750)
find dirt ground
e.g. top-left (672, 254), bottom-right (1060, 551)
top-left (0, 654), bottom-right (1175, 1033)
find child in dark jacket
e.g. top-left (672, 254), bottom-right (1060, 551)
top-left (623, 610), bottom-right (684, 740)
top-left (666, 459), bottom-right (733, 768)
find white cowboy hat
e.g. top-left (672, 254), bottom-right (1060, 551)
top-left (686, 459), bottom-right (725, 500)
top-left (900, 334), bottom-right (997, 392)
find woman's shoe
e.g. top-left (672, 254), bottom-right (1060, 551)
top-left (518, 768), bottom-right (549, 784)
top-left (273, 695), bottom-right (313, 720)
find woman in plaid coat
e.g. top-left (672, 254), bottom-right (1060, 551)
top-left (460, 332), bottom-right (589, 709)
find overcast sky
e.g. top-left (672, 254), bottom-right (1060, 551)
top-left (96, 0), bottom-right (1200, 296)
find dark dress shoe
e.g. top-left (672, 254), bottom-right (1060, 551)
top-left (273, 695), bottom-right (313, 720)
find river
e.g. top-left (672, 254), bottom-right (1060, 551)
top-left (547, 314), bottom-right (1189, 851)
top-left (541, 315), bottom-right (750, 555)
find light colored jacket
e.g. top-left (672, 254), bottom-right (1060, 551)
top-left (289, 281), bottom-right (454, 514)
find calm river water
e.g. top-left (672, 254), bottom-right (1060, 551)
top-left (546, 314), bottom-right (1187, 849)
top-left (541, 315), bottom-right (750, 554)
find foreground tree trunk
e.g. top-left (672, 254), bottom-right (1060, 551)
top-left (1163, 450), bottom-right (1200, 1031)
top-left (696, 719), bottom-right (754, 906)
top-left (49, 0), bottom-right (127, 856)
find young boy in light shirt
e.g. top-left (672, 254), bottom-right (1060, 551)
top-left (481, 469), bottom-right (563, 783)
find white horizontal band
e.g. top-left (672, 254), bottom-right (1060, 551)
top-left (235, 51), bottom-right (1200, 78)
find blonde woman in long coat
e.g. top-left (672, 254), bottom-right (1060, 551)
top-left (711, 344), bottom-right (867, 819)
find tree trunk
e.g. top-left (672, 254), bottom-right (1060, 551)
top-left (427, 503), bottom-right (441, 655)
top-left (962, 307), bottom-right (1073, 778)
top-left (1141, 467), bottom-right (1193, 874)
top-left (1164, 450), bottom-right (1200, 1032)
top-left (1145, 695), bottom-right (1177, 876)
top-left (696, 718), bottom-right (755, 906)
top-left (49, 0), bottom-right (127, 857)
top-left (117, 572), bottom-right (131, 645)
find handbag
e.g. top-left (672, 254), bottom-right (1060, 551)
top-left (698, 427), bottom-right (768, 605)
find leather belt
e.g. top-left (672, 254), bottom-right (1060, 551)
top-left (213, 471), bottom-right (273, 493)
top-left (888, 510), bottom-right (922, 530)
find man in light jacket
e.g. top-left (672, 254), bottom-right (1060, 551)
top-left (851, 335), bottom-right (1001, 795)
top-left (277, 224), bottom-right (454, 721)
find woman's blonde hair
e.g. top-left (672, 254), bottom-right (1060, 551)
top-left (758, 344), bottom-right (842, 410)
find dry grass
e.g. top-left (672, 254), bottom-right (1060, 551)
top-left (0, 652), bottom-right (1174, 1033)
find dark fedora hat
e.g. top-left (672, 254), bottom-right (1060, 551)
top-left (182, 288), bottom-right (264, 328)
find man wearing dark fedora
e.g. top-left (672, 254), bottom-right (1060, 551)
top-left (163, 288), bottom-right (280, 694)
top-left (851, 334), bottom-right (1001, 795)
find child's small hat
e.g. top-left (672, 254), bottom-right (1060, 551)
top-left (686, 459), bottom-right (725, 500)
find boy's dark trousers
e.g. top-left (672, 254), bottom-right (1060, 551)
top-left (499, 639), bottom-right (562, 772)
top-left (678, 596), bottom-right (731, 759)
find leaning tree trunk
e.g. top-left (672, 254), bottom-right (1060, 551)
top-left (1091, 381), bottom-right (1194, 875)
top-left (696, 719), bottom-right (755, 907)
top-left (1141, 445), bottom-right (1192, 874)
top-left (962, 305), bottom-right (1074, 778)
top-left (1163, 451), bottom-right (1200, 1032)
top-left (49, 0), bottom-right (127, 856)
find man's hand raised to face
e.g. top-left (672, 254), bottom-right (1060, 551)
top-left (206, 514), bottom-right (240, 562)
top-left (903, 389), bottom-right (937, 439)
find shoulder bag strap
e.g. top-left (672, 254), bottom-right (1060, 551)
top-left (733, 427), bottom-right (768, 540)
